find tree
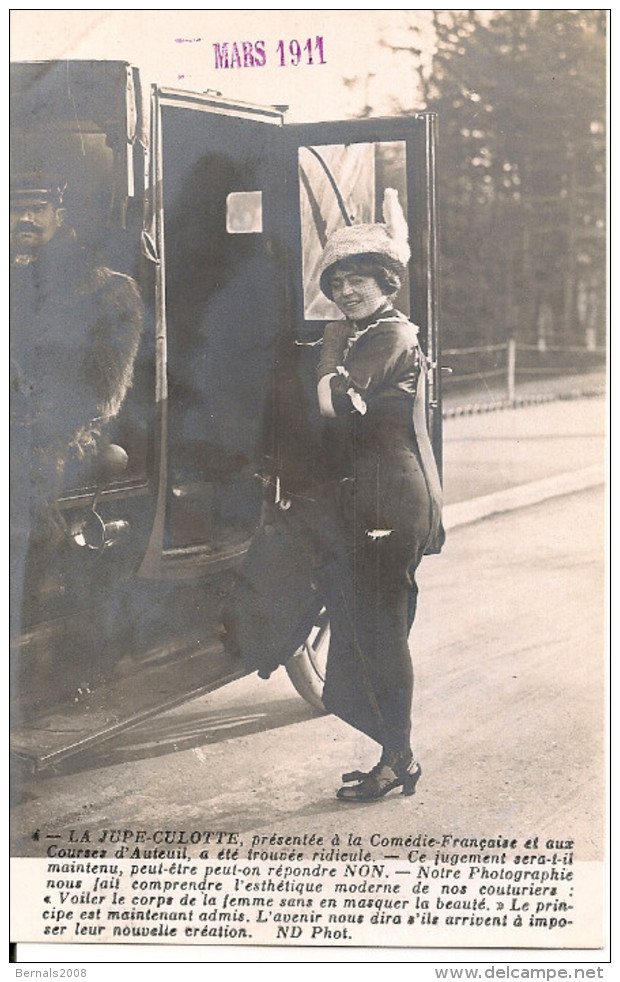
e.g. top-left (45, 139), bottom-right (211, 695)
top-left (422, 9), bottom-right (606, 350)
top-left (344, 11), bottom-right (606, 353)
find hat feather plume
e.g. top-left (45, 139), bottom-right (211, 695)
top-left (382, 188), bottom-right (411, 265)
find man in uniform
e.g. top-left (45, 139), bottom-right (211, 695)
top-left (10, 173), bottom-right (144, 644)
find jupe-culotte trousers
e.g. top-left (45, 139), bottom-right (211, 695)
top-left (320, 398), bottom-right (433, 751)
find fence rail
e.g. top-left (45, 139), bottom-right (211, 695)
top-left (443, 342), bottom-right (606, 357)
top-left (441, 338), bottom-right (606, 408)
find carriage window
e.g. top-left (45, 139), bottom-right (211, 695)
top-left (298, 141), bottom-right (409, 320)
top-left (226, 190), bottom-right (263, 233)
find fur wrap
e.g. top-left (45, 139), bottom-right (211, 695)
top-left (10, 232), bottom-right (144, 514)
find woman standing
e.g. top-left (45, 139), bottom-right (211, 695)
top-left (315, 191), bottom-right (443, 802)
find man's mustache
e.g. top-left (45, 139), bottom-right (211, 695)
top-left (15, 221), bottom-right (41, 234)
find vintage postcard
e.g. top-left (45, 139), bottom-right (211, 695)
top-left (9, 8), bottom-right (608, 964)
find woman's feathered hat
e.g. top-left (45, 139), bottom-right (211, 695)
top-left (319, 188), bottom-right (411, 299)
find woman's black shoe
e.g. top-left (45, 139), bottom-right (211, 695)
top-left (336, 752), bottom-right (421, 802)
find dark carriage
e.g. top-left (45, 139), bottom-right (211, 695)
top-left (10, 60), bottom-right (442, 771)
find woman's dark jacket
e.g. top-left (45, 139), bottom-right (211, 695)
top-left (317, 309), bottom-right (443, 555)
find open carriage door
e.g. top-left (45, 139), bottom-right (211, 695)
top-left (138, 87), bottom-right (286, 580)
top-left (277, 112), bottom-right (443, 485)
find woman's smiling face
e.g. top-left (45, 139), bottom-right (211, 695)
top-left (329, 269), bottom-right (387, 321)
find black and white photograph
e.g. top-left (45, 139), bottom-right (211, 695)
top-left (9, 8), bottom-right (608, 967)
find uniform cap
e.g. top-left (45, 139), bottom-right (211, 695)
top-left (10, 172), bottom-right (67, 206)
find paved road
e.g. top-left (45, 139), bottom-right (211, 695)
top-left (442, 394), bottom-right (605, 505)
top-left (10, 483), bottom-right (606, 862)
